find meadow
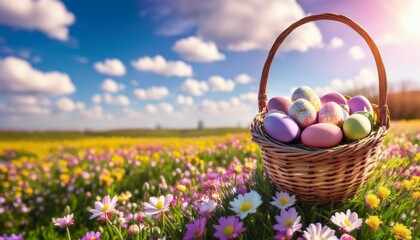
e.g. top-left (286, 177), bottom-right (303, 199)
top-left (0, 121), bottom-right (419, 240)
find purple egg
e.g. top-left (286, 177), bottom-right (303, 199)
top-left (348, 95), bottom-right (373, 115)
top-left (288, 99), bottom-right (317, 128)
top-left (264, 112), bottom-right (300, 143)
top-left (320, 92), bottom-right (347, 106)
top-left (267, 96), bottom-right (292, 114)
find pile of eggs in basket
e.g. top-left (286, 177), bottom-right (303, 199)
top-left (264, 86), bottom-right (377, 148)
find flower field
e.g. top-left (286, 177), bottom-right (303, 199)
top-left (0, 121), bottom-right (419, 240)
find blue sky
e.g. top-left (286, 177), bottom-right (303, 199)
top-left (0, 0), bottom-right (419, 130)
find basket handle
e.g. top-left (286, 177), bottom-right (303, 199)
top-left (258, 13), bottom-right (389, 128)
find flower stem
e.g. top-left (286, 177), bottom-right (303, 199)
top-left (66, 227), bottom-right (72, 240)
top-left (106, 217), bottom-right (124, 240)
top-left (162, 212), bottom-right (166, 236)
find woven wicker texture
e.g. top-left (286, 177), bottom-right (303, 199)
top-left (250, 13), bottom-right (390, 204)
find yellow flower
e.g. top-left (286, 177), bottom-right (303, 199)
top-left (392, 223), bottom-right (412, 240)
top-left (365, 215), bottom-right (381, 232)
top-left (118, 191), bottom-right (132, 201)
top-left (25, 187), bottom-right (33, 196)
top-left (60, 174), bottom-right (71, 184)
top-left (377, 186), bottom-right (391, 199)
top-left (401, 180), bottom-right (414, 190)
top-left (366, 193), bottom-right (380, 209)
top-left (412, 176), bottom-right (420, 184)
top-left (413, 191), bottom-right (420, 199)
top-left (74, 167), bottom-right (83, 175)
top-left (174, 184), bottom-right (187, 192)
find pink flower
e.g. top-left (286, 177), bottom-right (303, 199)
top-left (81, 231), bottom-right (102, 240)
top-left (52, 213), bottom-right (74, 228)
top-left (196, 199), bottom-right (216, 218)
top-left (89, 195), bottom-right (118, 220)
top-left (340, 233), bottom-right (356, 240)
top-left (273, 207), bottom-right (302, 239)
top-left (143, 194), bottom-right (173, 217)
top-left (213, 216), bottom-right (246, 240)
top-left (183, 218), bottom-right (206, 240)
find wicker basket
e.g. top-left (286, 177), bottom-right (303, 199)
top-left (250, 13), bottom-right (390, 204)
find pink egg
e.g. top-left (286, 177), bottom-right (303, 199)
top-left (301, 123), bottom-right (343, 148)
top-left (288, 99), bottom-right (317, 128)
top-left (267, 96), bottom-right (292, 114)
top-left (320, 92), bottom-right (347, 106)
top-left (291, 86), bottom-right (322, 111)
top-left (348, 95), bottom-right (373, 115)
top-left (318, 102), bottom-right (345, 126)
top-left (263, 112), bottom-right (300, 143)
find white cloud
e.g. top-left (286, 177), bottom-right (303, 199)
top-left (100, 78), bottom-right (124, 93)
top-left (239, 92), bottom-right (257, 102)
top-left (145, 103), bottom-right (173, 114)
top-left (7, 96), bottom-right (38, 106)
top-left (124, 107), bottom-right (141, 118)
top-left (314, 68), bottom-right (376, 96)
top-left (92, 94), bottom-right (102, 104)
top-left (173, 36), bottom-right (225, 62)
top-left (328, 37), bottom-right (344, 49)
top-left (145, 104), bottom-right (157, 114)
top-left (75, 56), bottom-right (88, 64)
top-left (113, 95), bottom-right (130, 106)
top-left (177, 95), bottom-right (194, 106)
top-left (131, 55), bottom-right (193, 77)
top-left (134, 86), bottom-right (169, 100)
top-left (55, 97), bottom-right (76, 112)
top-left (182, 78), bottom-right (209, 96)
top-left (208, 75), bottom-right (235, 92)
top-left (0, 56), bottom-right (76, 95)
top-left (149, 0), bottom-right (322, 52)
top-left (235, 73), bottom-right (252, 84)
top-left (348, 46), bottom-right (365, 60)
top-left (75, 101), bottom-right (85, 111)
top-left (82, 106), bottom-right (109, 120)
top-left (94, 58), bottom-right (126, 76)
top-left (0, 0), bottom-right (75, 41)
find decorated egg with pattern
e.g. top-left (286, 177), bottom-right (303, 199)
top-left (291, 86), bottom-right (322, 111)
top-left (318, 102), bottom-right (345, 127)
top-left (288, 99), bottom-right (317, 128)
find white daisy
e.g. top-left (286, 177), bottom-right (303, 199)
top-left (303, 223), bottom-right (338, 240)
top-left (89, 195), bottom-right (118, 220)
top-left (331, 209), bottom-right (363, 233)
top-left (270, 191), bottom-right (296, 210)
top-left (229, 190), bottom-right (262, 219)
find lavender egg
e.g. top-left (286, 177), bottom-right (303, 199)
top-left (320, 92), bottom-right (347, 106)
top-left (288, 99), bottom-right (317, 128)
top-left (318, 102), bottom-right (345, 127)
top-left (267, 96), bottom-right (292, 114)
top-left (291, 86), bottom-right (322, 111)
top-left (263, 112), bottom-right (300, 143)
top-left (348, 95), bottom-right (373, 115)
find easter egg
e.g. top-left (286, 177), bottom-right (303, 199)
top-left (288, 99), bottom-right (317, 128)
top-left (267, 96), bottom-right (292, 114)
top-left (318, 102), bottom-right (345, 126)
top-left (263, 112), bottom-right (300, 143)
top-left (341, 107), bottom-right (350, 121)
top-left (291, 86), bottom-right (322, 111)
top-left (301, 123), bottom-right (343, 148)
top-left (343, 114), bottom-right (372, 140)
top-left (320, 92), bottom-right (347, 106)
top-left (354, 111), bottom-right (375, 127)
top-left (348, 95), bottom-right (373, 115)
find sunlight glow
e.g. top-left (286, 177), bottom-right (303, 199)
top-left (402, 1), bottom-right (420, 37)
